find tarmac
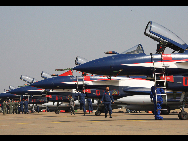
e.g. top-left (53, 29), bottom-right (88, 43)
top-left (0, 109), bottom-right (188, 135)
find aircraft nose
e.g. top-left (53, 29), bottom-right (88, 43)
top-left (73, 58), bottom-right (106, 74)
top-left (73, 63), bottom-right (91, 72)
top-left (31, 79), bottom-right (53, 88)
top-left (73, 57), bottom-right (116, 75)
top-left (8, 88), bottom-right (18, 94)
top-left (30, 81), bottom-right (43, 88)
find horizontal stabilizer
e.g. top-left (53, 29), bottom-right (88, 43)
top-left (55, 68), bottom-right (72, 71)
top-left (59, 70), bottom-right (73, 76)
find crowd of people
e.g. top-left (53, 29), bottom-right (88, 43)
top-left (2, 99), bottom-right (28, 115)
top-left (0, 86), bottom-right (114, 118)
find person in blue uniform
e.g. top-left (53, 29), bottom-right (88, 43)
top-left (150, 86), bottom-right (164, 120)
top-left (101, 86), bottom-right (114, 118)
top-left (87, 98), bottom-right (93, 114)
top-left (24, 99), bottom-right (28, 114)
top-left (78, 93), bottom-right (86, 116)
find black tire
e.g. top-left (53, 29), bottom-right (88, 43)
top-left (178, 111), bottom-right (188, 120)
top-left (55, 110), bottom-right (59, 114)
top-left (95, 111), bottom-right (101, 116)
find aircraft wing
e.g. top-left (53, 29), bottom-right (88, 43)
top-left (175, 60), bottom-right (188, 70)
top-left (84, 78), bottom-right (121, 86)
top-left (91, 79), bottom-right (119, 85)
top-left (123, 87), bottom-right (151, 95)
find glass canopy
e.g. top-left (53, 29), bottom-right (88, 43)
top-left (144, 21), bottom-right (188, 52)
top-left (121, 44), bottom-right (144, 54)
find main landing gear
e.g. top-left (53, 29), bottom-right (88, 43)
top-left (178, 92), bottom-right (188, 120)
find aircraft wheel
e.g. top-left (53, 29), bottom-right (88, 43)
top-left (55, 110), bottom-right (59, 114)
top-left (95, 111), bottom-right (101, 116)
top-left (31, 109), bottom-right (34, 113)
top-left (178, 111), bottom-right (188, 120)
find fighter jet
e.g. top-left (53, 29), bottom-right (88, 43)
top-left (72, 21), bottom-right (188, 119)
top-left (0, 92), bottom-right (19, 101)
top-left (73, 21), bottom-right (188, 77)
top-left (31, 70), bottom-right (187, 115)
top-left (30, 70), bottom-right (153, 91)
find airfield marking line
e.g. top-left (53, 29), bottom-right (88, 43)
top-left (16, 123), bottom-right (28, 124)
top-left (50, 122), bottom-right (62, 123)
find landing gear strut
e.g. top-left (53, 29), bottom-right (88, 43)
top-left (95, 99), bottom-right (103, 116)
top-left (178, 111), bottom-right (188, 120)
top-left (55, 102), bottom-right (59, 114)
top-left (178, 92), bottom-right (188, 120)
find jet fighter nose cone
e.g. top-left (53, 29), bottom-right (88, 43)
top-left (30, 79), bottom-right (54, 89)
top-left (73, 62), bottom-right (98, 75)
top-left (73, 56), bottom-right (117, 75)
top-left (73, 63), bottom-right (88, 72)
top-left (30, 76), bottom-right (74, 89)
top-left (30, 81), bottom-right (43, 88)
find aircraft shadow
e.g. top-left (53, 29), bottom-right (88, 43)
top-left (59, 121), bottom-right (72, 122)
top-left (125, 118), bottom-right (179, 120)
top-left (127, 113), bottom-right (178, 115)
top-left (87, 120), bottom-right (114, 121)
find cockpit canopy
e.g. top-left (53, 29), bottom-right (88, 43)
top-left (144, 21), bottom-right (188, 53)
top-left (121, 44), bottom-right (145, 54)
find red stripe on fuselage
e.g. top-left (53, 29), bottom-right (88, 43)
top-left (162, 54), bottom-right (172, 60)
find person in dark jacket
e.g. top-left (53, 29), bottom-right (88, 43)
top-left (78, 93), bottom-right (86, 116)
top-left (87, 98), bottom-right (93, 114)
top-left (24, 99), bottom-right (28, 114)
top-left (101, 86), bottom-right (114, 118)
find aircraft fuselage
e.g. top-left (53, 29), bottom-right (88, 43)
top-left (73, 52), bottom-right (188, 76)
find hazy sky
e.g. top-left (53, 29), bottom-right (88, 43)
top-left (1, 6), bottom-right (188, 91)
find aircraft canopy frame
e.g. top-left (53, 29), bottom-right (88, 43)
top-left (144, 21), bottom-right (188, 52)
top-left (121, 44), bottom-right (145, 54)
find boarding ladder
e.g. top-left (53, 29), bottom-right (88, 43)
top-left (76, 76), bottom-right (86, 93)
top-left (76, 76), bottom-right (86, 103)
top-left (153, 64), bottom-right (168, 112)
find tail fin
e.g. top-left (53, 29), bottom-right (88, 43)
top-left (59, 70), bottom-right (73, 76)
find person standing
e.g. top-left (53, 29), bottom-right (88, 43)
top-left (12, 101), bottom-right (15, 114)
top-left (19, 100), bottom-right (24, 114)
top-left (150, 86), bottom-right (164, 120)
top-left (78, 93), bottom-right (86, 116)
top-left (24, 99), bottom-right (28, 114)
top-left (68, 95), bottom-right (75, 115)
top-left (2, 101), bottom-right (6, 115)
top-left (101, 86), bottom-right (114, 118)
top-left (13, 101), bottom-right (19, 114)
top-left (8, 100), bottom-right (13, 114)
top-left (87, 98), bottom-right (93, 114)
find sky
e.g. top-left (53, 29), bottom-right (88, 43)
top-left (0, 6), bottom-right (188, 91)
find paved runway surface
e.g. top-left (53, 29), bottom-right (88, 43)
top-left (0, 109), bottom-right (188, 135)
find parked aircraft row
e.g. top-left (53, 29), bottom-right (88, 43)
top-left (1, 21), bottom-right (188, 119)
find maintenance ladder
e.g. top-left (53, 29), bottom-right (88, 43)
top-left (76, 76), bottom-right (86, 93)
top-left (154, 67), bottom-right (168, 112)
